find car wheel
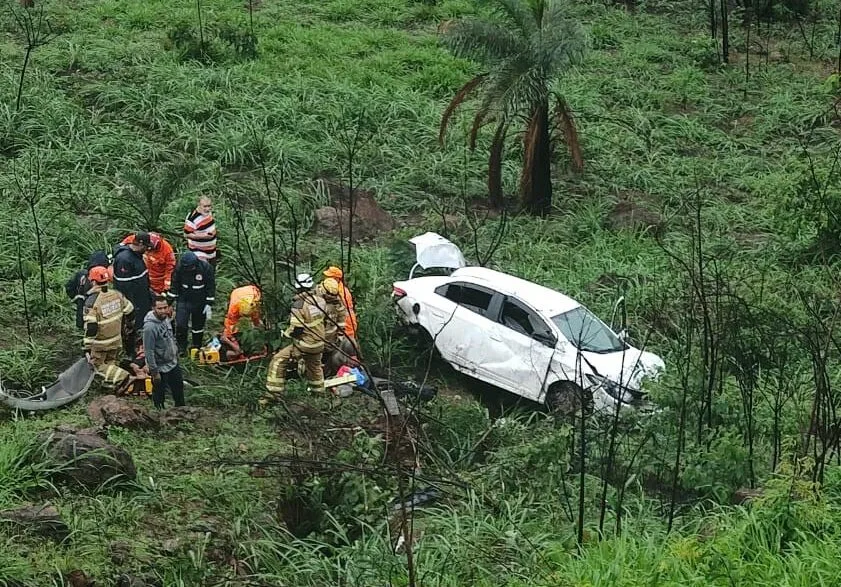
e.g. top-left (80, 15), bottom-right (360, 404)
top-left (546, 381), bottom-right (592, 417)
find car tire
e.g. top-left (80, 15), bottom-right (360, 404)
top-left (546, 381), bottom-right (592, 417)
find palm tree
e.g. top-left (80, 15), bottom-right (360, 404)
top-left (111, 161), bottom-right (197, 236)
top-left (439, 0), bottom-right (585, 216)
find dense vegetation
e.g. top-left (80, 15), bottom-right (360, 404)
top-left (3, 0), bottom-right (841, 584)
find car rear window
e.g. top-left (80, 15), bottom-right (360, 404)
top-left (438, 284), bottom-right (493, 316)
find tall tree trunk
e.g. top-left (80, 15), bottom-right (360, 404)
top-left (709, 0), bottom-right (717, 40)
top-left (520, 101), bottom-right (553, 216)
top-left (836, 2), bottom-right (841, 73)
top-left (720, 0), bottom-right (730, 63)
top-left (488, 122), bottom-right (506, 209)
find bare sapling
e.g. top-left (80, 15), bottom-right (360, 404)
top-left (4, 0), bottom-right (59, 111)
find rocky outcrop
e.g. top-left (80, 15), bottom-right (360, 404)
top-left (0, 503), bottom-right (68, 539)
top-left (88, 395), bottom-right (158, 430)
top-left (43, 427), bottom-right (136, 488)
top-left (313, 186), bottom-right (396, 242)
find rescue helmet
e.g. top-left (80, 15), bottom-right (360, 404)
top-left (180, 251), bottom-right (198, 270)
top-left (238, 296), bottom-right (256, 317)
top-left (323, 266), bottom-right (344, 280)
top-left (322, 277), bottom-right (340, 296)
top-left (295, 273), bottom-right (314, 290)
top-left (88, 266), bottom-right (110, 285)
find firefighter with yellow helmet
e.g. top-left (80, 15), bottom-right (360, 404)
top-left (318, 277), bottom-right (348, 347)
top-left (262, 273), bottom-right (326, 406)
top-left (220, 284), bottom-right (262, 360)
top-left (318, 277), bottom-right (360, 374)
top-left (82, 266), bottom-right (136, 392)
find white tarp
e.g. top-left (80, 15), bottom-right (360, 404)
top-left (409, 232), bottom-right (466, 271)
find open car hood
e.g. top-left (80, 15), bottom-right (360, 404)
top-left (409, 232), bottom-right (466, 274)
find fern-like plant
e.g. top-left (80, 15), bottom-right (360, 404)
top-left (111, 161), bottom-right (197, 234)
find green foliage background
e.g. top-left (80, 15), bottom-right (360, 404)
top-left (2, 0), bottom-right (841, 583)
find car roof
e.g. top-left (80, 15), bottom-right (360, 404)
top-left (450, 267), bottom-right (580, 316)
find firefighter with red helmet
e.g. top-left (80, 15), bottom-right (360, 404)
top-left (83, 266), bottom-right (136, 392)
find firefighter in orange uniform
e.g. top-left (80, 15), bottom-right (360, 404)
top-left (322, 266), bottom-right (357, 339)
top-left (220, 284), bottom-right (262, 360)
top-left (119, 232), bottom-right (176, 294)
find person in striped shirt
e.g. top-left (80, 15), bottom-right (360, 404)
top-left (184, 196), bottom-right (217, 265)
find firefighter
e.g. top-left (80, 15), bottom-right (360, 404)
top-left (318, 277), bottom-right (357, 375)
top-left (120, 232), bottom-right (176, 294)
top-left (220, 284), bottom-right (262, 360)
top-left (83, 266), bottom-right (135, 393)
top-left (169, 252), bottom-right (215, 354)
top-left (262, 274), bottom-right (326, 406)
top-left (65, 250), bottom-right (111, 330)
top-left (322, 266), bottom-right (358, 339)
top-left (113, 232), bottom-right (152, 331)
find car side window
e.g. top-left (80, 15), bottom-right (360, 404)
top-left (500, 298), bottom-right (554, 344)
top-left (500, 299), bottom-right (535, 336)
top-left (436, 283), bottom-right (493, 316)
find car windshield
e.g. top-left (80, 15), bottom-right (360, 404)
top-left (551, 306), bottom-right (626, 353)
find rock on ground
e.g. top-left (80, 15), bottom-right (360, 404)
top-left (42, 427), bottom-right (136, 488)
top-left (313, 184), bottom-right (396, 242)
top-left (88, 395), bottom-right (158, 430)
top-left (0, 504), bottom-right (68, 539)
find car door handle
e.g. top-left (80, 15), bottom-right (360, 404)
top-left (489, 333), bottom-right (501, 341)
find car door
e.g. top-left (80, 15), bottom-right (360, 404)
top-left (490, 296), bottom-right (558, 402)
top-left (429, 282), bottom-right (504, 374)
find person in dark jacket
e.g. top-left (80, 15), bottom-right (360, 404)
top-left (113, 232), bottom-right (151, 331)
top-left (142, 296), bottom-right (185, 409)
top-left (65, 250), bottom-right (111, 330)
top-left (169, 252), bottom-right (216, 354)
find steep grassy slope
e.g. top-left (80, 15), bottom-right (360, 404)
top-left (3, 0), bottom-right (841, 584)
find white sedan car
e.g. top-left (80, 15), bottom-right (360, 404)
top-left (392, 237), bottom-right (664, 412)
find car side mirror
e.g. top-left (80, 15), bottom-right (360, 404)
top-left (533, 331), bottom-right (557, 347)
top-left (617, 328), bottom-right (627, 342)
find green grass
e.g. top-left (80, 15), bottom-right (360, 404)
top-left (3, 0), bottom-right (841, 583)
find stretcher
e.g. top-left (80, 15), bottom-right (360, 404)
top-left (0, 358), bottom-right (96, 411)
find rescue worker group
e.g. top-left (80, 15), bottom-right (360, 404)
top-left (66, 196), bottom-right (359, 409)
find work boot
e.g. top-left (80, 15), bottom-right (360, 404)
top-left (258, 389), bottom-right (282, 408)
top-left (191, 331), bottom-right (204, 349)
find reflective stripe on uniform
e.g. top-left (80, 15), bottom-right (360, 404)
top-left (86, 334), bottom-right (122, 349)
top-left (96, 363), bottom-right (129, 387)
top-left (294, 339), bottom-right (323, 352)
top-left (114, 269), bottom-right (149, 282)
top-left (98, 313), bottom-right (123, 328)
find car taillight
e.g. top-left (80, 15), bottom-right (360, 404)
top-left (392, 286), bottom-right (407, 299)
